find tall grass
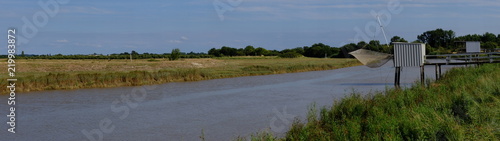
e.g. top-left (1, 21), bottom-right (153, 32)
top-left (0, 58), bottom-right (360, 94)
top-left (241, 64), bottom-right (499, 140)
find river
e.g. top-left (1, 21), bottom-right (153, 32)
top-left (0, 63), bottom-right (456, 141)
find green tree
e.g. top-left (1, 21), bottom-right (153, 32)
top-left (455, 34), bottom-right (481, 41)
top-left (481, 32), bottom-right (497, 43)
top-left (337, 43), bottom-right (358, 58)
top-left (169, 48), bottom-right (181, 61)
top-left (356, 41), bottom-right (368, 49)
top-left (131, 50), bottom-right (139, 55)
top-left (498, 34), bottom-right (500, 45)
top-left (304, 43), bottom-right (338, 58)
top-left (236, 48), bottom-right (245, 56)
top-left (417, 28), bottom-right (455, 49)
top-left (266, 50), bottom-right (280, 56)
top-left (278, 52), bottom-right (302, 58)
top-left (208, 48), bottom-right (221, 57)
top-left (367, 40), bottom-right (382, 52)
top-left (482, 42), bottom-right (498, 51)
top-left (243, 46), bottom-right (255, 56)
top-left (390, 36), bottom-right (408, 44)
top-left (255, 47), bottom-right (268, 56)
top-left (220, 46), bottom-right (237, 56)
top-left (291, 47), bottom-right (305, 55)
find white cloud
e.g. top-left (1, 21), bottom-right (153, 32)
top-left (74, 42), bottom-right (103, 48)
top-left (61, 6), bottom-right (115, 14)
top-left (181, 36), bottom-right (188, 40)
top-left (168, 40), bottom-right (182, 43)
top-left (168, 36), bottom-right (188, 43)
top-left (56, 39), bottom-right (69, 43)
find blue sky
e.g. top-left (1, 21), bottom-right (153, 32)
top-left (1, 0), bottom-right (499, 54)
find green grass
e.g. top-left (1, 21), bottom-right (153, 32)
top-left (0, 57), bottom-right (360, 94)
top-left (240, 63), bottom-right (500, 140)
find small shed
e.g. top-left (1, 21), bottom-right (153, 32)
top-left (393, 43), bottom-right (426, 67)
top-left (455, 41), bottom-right (481, 53)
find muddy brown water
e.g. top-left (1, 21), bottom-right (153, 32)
top-left (1, 63), bottom-right (457, 141)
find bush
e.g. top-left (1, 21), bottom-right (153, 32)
top-left (169, 48), bottom-right (181, 61)
top-left (278, 52), bottom-right (302, 58)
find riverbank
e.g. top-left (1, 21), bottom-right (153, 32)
top-left (242, 63), bottom-right (499, 140)
top-left (0, 57), bottom-right (360, 94)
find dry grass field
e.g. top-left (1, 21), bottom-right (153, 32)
top-left (1, 57), bottom-right (361, 94)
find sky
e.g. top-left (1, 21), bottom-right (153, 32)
top-left (1, 0), bottom-right (499, 55)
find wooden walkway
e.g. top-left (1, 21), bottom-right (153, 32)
top-left (395, 52), bottom-right (500, 88)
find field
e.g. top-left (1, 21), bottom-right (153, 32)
top-left (0, 57), bottom-right (360, 94)
top-left (240, 63), bottom-right (500, 140)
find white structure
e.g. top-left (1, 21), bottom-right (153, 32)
top-left (393, 43), bottom-right (426, 67)
top-left (465, 41), bottom-right (481, 53)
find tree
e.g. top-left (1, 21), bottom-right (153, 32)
top-left (266, 50), bottom-right (280, 56)
top-left (337, 43), bottom-right (358, 58)
top-left (131, 50), bottom-right (139, 55)
top-left (21, 51), bottom-right (25, 57)
top-left (482, 42), bottom-right (498, 51)
top-left (455, 34), bottom-right (481, 41)
top-left (169, 48), bottom-right (181, 61)
top-left (208, 48), bottom-right (221, 57)
top-left (304, 43), bottom-right (338, 58)
top-left (481, 32), bottom-right (497, 43)
top-left (367, 40), bottom-right (383, 52)
top-left (243, 46), bottom-right (255, 56)
top-left (411, 40), bottom-right (423, 43)
top-left (291, 47), bottom-right (305, 55)
top-left (220, 46), bottom-right (237, 56)
top-left (278, 52), bottom-right (302, 58)
top-left (497, 34), bottom-right (500, 46)
top-left (356, 41), bottom-right (367, 49)
top-left (236, 48), bottom-right (245, 56)
top-left (390, 36), bottom-right (408, 44)
top-left (255, 47), bottom-right (268, 56)
top-left (417, 28), bottom-right (455, 49)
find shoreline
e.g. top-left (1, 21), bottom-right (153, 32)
top-left (0, 57), bottom-right (361, 94)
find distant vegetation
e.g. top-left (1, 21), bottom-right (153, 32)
top-left (239, 63), bottom-right (500, 140)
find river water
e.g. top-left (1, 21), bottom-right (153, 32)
top-left (1, 63), bottom-right (455, 141)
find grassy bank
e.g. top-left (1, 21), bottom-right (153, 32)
top-left (242, 64), bottom-right (499, 140)
top-left (0, 57), bottom-right (360, 94)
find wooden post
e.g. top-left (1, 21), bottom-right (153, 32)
top-left (435, 64), bottom-right (439, 80)
top-left (420, 65), bottom-right (425, 85)
top-left (395, 67), bottom-right (401, 88)
top-left (438, 65), bottom-right (442, 79)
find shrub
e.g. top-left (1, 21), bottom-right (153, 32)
top-left (169, 48), bottom-right (181, 61)
top-left (278, 52), bottom-right (302, 58)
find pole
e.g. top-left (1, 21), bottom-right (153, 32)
top-left (377, 15), bottom-right (389, 45)
top-left (438, 65), bottom-right (442, 79)
top-left (395, 67), bottom-right (401, 88)
top-left (435, 64), bottom-right (439, 80)
top-left (420, 65), bottom-right (425, 86)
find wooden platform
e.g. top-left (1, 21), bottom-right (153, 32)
top-left (394, 52), bottom-right (500, 88)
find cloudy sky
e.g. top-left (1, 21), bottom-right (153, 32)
top-left (1, 0), bottom-right (499, 54)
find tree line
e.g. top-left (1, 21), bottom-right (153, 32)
top-left (13, 51), bottom-right (211, 60)
top-left (207, 43), bottom-right (340, 58)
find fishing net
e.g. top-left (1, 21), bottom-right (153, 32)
top-left (349, 49), bottom-right (393, 68)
